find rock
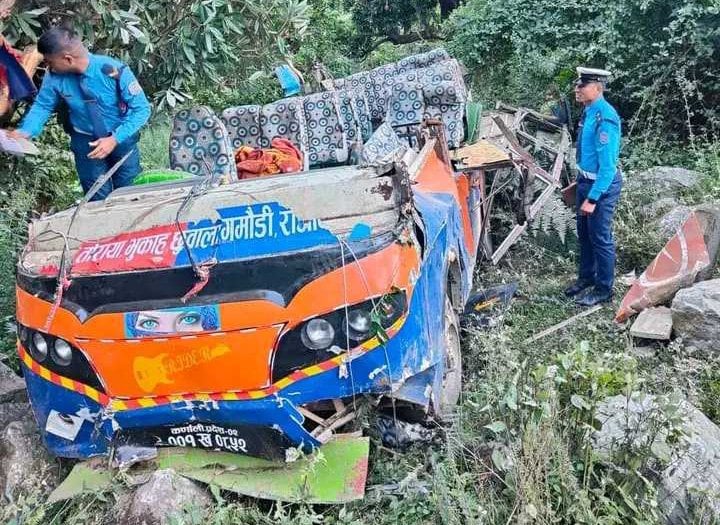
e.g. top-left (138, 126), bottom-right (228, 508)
top-left (0, 413), bottom-right (61, 502)
top-left (642, 197), bottom-right (681, 221)
top-left (628, 166), bottom-right (701, 198)
top-left (0, 361), bottom-right (26, 403)
top-left (695, 204), bottom-right (720, 281)
top-left (125, 469), bottom-right (211, 525)
top-left (0, 401), bottom-right (32, 431)
top-left (659, 205), bottom-right (692, 239)
top-left (630, 306), bottom-right (673, 340)
top-left (594, 393), bottom-right (720, 524)
top-left (671, 279), bottom-right (720, 352)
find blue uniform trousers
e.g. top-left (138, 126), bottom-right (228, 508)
top-left (576, 174), bottom-right (622, 294)
top-left (70, 133), bottom-right (141, 201)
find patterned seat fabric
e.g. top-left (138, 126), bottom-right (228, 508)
top-left (386, 82), bottom-right (425, 127)
top-left (396, 48), bottom-right (450, 73)
top-left (359, 122), bottom-right (406, 165)
top-left (423, 79), bottom-right (466, 149)
top-left (368, 64), bottom-right (398, 123)
top-left (169, 106), bottom-right (237, 179)
top-left (260, 97), bottom-right (310, 160)
top-left (302, 91), bottom-right (348, 166)
top-left (221, 105), bottom-right (262, 150)
top-left (337, 89), bottom-right (362, 147)
top-left (353, 91), bottom-right (373, 142)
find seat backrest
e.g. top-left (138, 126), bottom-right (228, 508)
top-left (368, 63), bottom-right (398, 123)
top-left (169, 106), bottom-right (237, 179)
top-left (423, 78), bottom-right (466, 149)
top-left (337, 89), bottom-right (362, 148)
top-left (302, 91), bottom-right (348, 166)
top-left (396, 48), bottom-right (450, 73)
top-left (386, 81), bottom-right (425, 128)
top-left (221, 105), bottom-right (262, 150)
top-left (259, 97), bottom-right (309, 161)
top-left (359, 122), bottom-right (406, 165)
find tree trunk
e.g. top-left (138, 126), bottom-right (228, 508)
top-left (439, 0), bottom-right (459, 18)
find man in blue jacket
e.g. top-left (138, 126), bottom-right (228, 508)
top-left (564, 67), bottom-right (622, 307)
top-left (10, 27), bottom-right (151, 200)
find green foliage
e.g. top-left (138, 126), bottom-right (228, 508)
top-left (0, 121), bottom-right (78, 367)
top-left (294, 0), bottom-right (356, 77)
top-left (700, 367), bottom-right (720, 425)
top-left (446, 0), bottom-right (720, 138)
top-left (0, 0), bottom-right (310, 109)
top-left (345, 0), bottom-right (441, 56)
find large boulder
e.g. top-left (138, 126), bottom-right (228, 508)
top-left (0, 362), bottom-right (26, 403)
top-left (671, 279), bottom-right (720, 352)
top-left (0, 410), bottom-right (61, 502)
top-left (628, 166), bottom-right (701, 199)
top-left (594, 393), bottom-right (720, 524)
top-left (125, 469), bottom-right (212, 525)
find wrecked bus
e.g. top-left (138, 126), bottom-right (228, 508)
top-left (16, 49), bottom-right (487, 464)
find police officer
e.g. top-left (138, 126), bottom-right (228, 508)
top-left (564, 67), bottom-right (622, 306)
top-left (9, 27), bottom-right (151, 200)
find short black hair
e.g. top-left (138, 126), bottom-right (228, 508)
top-left (37, 27), bottom-right (81, 56)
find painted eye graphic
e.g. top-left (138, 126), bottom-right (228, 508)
top-left (178, 313), bottom-right (201, 327)
top-left (138, 318), bottom-right (159, 330)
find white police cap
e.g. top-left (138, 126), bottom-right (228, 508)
top-left (576, 67), bottom-right (611, 86)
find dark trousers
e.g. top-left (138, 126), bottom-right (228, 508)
top-left (70, 133), bottom-right (141, 201)
top-left (576, 175), bottom-right (622, 294)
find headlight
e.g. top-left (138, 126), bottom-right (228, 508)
top-left (52, 339), bottom-right (73, 366)
top-left (301, 319), bottom-right (335, 350)
top-left (272, 291), bottom-right (408, 382)
top-left (345, 309), bottom-right (371, 340)
top-left (31, 332), bottom-right (48, 362)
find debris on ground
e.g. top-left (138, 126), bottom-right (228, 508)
top-left (461, 282), bottom-right (518, 330)
top-left (615, 212), bottom-right (711, 323)
top-left (375, 416), bottom-right (435, 448)
top-left (629, 306), bottom-right (673, 340)
top-left (524, 304), bottom-right (603, 344)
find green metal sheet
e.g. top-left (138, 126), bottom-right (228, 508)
top-left (48, 459), bottom-right (113, 504)
top-left (157, 435), bottom-right (370, 504)
top-left (47, 436), bottom-right (369, 505)
top-left (465, 101), bottom-right (483, 145)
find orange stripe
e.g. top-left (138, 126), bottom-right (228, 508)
top-left (18, 315), bottom-right (408, 412)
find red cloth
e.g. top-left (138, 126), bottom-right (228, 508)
top-left (235, 138), bottom-right (304, 180)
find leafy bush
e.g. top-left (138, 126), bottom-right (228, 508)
top-left (446, 0), bottom-right (720, 138)
top-left (0, 0), bottom-right (310, 109)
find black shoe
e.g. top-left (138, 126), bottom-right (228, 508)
top-left (564, 280), bottom-right (593, 297)
top-left (575, 288), bottom-right (613, 307)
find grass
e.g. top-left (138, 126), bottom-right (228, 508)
top-left (139, 117), bottom-right (172, 171)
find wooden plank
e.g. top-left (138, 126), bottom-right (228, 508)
top-left (452, 140), bottom-right (511, 168)
top-left (524, 305), bottom-right (603, 344)
top-left (629, 306), bottom-right (673, 340)
top-left (491, 222), bottom-right (527, 265)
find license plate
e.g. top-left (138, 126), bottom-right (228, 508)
top-left (115, 422), bottom-right (292, 460)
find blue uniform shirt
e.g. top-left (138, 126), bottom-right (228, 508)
top-left (576, 96), bottom-right (621, 201)
top-left (19, 53), bottom-right (151, 144)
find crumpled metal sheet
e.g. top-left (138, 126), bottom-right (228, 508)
top-left (615, 212), bottom-right (710, 323)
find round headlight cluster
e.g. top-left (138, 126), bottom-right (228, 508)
top-left (301, 318), bottom-right (335, 350)
top-left (28, 331), bottom-right (74, 366)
